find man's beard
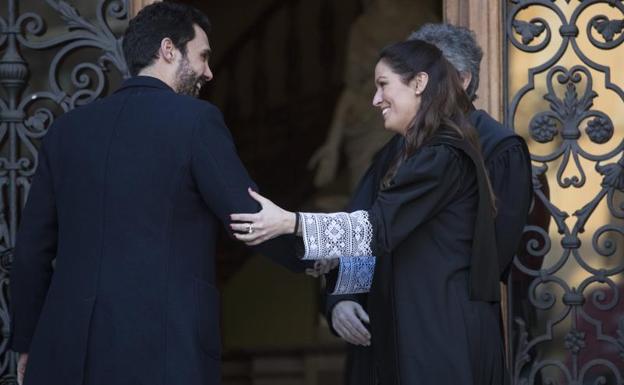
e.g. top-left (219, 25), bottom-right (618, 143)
top-left (174, 56), bottom-right (207, 97)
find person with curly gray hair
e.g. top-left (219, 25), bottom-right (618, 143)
top-left (324, 23), bottom-right (533, 385)
top-left (409, 23), bottom-right (483, 101)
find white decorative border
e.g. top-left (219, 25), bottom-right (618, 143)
top-left (300, 210), bottom-right (373, 260)
top-left (331, 256), bottom-right (376, 294)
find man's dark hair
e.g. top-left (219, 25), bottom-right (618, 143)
top-left (122, 2), bottom-right (211, 76)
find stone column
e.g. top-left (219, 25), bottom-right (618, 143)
top-left (131, 0), bottom-right (160, 17)
top-left (444, 0), bottom-right (503, 121)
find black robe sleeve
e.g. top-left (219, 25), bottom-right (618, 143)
top-left (299, 144), bottom-right (462, 260)
top-left (323, 135), bottom-right (402, 335)
top-left (303, 139), bottom-right (500, 301)
top-left (486, 137), bottom-right (532, 279)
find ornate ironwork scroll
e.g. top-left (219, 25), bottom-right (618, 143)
top-left (505, 0), bottom-right (624, 384)
top-left (0, 0), bottom-right (129, 381)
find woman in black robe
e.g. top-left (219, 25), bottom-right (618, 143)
top-left (231, 40), bottom-right (507, 385)
top-left (323, 107), bottom-right (532, 385)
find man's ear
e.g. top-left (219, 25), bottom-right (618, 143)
top-left (411, 72), bottom-right (429, 95)
top-left (159, 37), bottom-right (177, 63)
top-left (460, 71), bottom-right (472, 91)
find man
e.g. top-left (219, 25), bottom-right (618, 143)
top-left (10, 3), bottom-right (303, 385)
top-left (324, 23), bottom-right (533, 384)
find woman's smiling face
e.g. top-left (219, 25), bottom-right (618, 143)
top-left (372, 59), bottom-right (423, 136)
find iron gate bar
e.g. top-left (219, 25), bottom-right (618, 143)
top-left (504, 0), bottom-right (624, 384)
top-left (0, 0), bottom-right (129, 381)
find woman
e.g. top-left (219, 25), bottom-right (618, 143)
top-left (231, 40), bottom-right (507, 384)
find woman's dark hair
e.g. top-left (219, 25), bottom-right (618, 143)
top-left (380, 40), bottom-right (496, 210)
top-left (122, 2), bottom-right (211, 76)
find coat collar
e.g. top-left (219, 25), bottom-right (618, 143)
top-left (115, 76), bottom-right (174, 93)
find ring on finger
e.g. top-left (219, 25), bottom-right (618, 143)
top-left (247, 223), bottom-right (254, 234)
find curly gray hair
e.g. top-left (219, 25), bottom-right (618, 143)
top-left (408, 23), bottom-right (483, 101)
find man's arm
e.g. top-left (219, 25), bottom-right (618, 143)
top-left (10, 135), bottom-right (58, 353)
top-left (190, 104), bottom-right (308, 273)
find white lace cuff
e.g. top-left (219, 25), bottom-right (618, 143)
top-left (331, 256), bottom-right (376, 294)
top-left (300, 211), bottom-right (373, 260)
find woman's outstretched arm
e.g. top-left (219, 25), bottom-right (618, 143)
top-left (231, 145), bottom-right (464, 259)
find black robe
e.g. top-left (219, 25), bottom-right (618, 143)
top-left (325, 110), bottom-right (532, 384)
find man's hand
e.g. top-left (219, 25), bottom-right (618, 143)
top-left (332, 300), bottom-right (371, 346)
top-left (305, 259), bottom-right (339, 278)
top-left (17, 353), bottom-right (28, 385)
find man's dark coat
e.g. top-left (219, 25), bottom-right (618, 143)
top-left (9, 76), bottom-right (303, 385)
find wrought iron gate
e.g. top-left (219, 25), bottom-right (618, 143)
top-left (505, 0), bottom-right (624, 384)
top-left (2, 0), bottom-right (624, 384)
top-left (0, 0), bottom-right (129, 381)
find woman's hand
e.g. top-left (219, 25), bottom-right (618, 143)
top-left (332, 301), bottom-right (371, 346)
top-left (230, 188), bottom-right (296, 246)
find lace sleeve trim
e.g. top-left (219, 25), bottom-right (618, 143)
top-left (331, 256), bottom-right (376, 295)
top-left (300, 210), bottom-right (373, 260)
